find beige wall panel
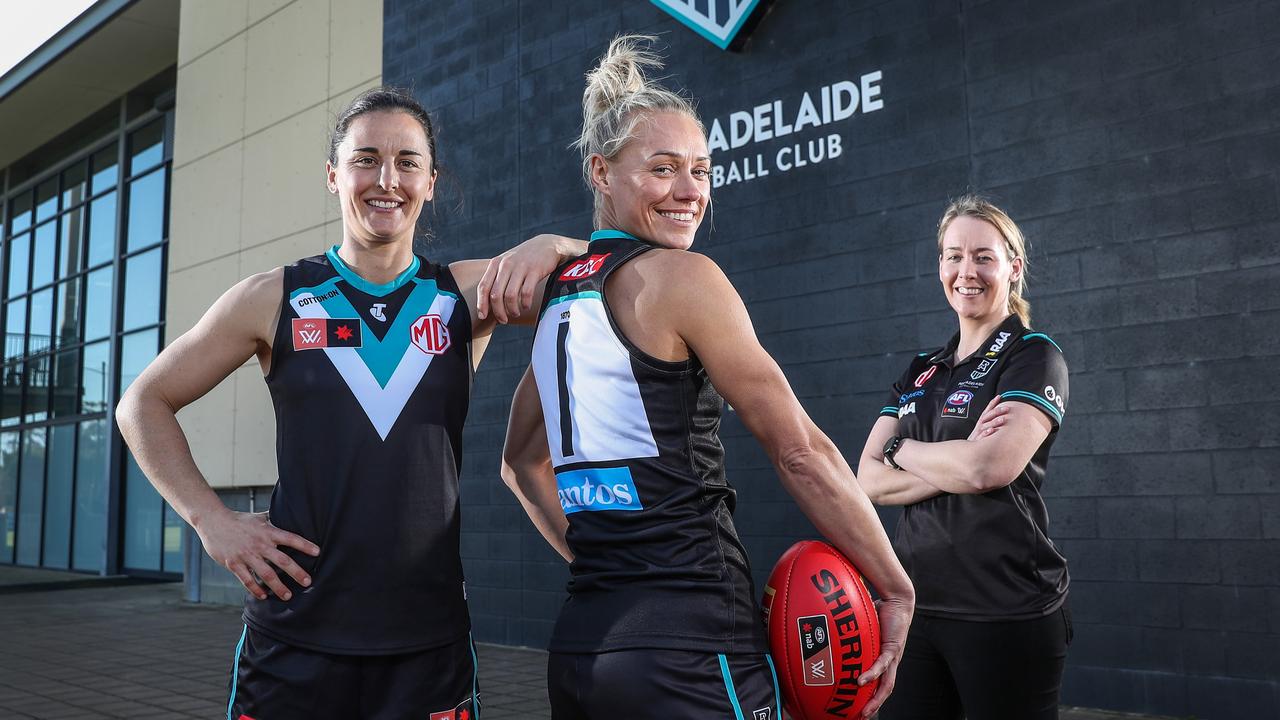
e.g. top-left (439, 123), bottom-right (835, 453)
top-left (169, 142), bottom-right (244, 272)
top-left (240, 105), bottom-right (332, 248)
top-left (231, 363), bottom-right (276, 489)
top-left (328, 0), bottom-right (382, 96)
top-left (244, 1), bottom-right (331, 135)
top-left (164, 254), bottom-right (242, 345)
top-left (176, 370), bottom-right (237, 488)
top-left (174, 34), bottom-right (247, 166)
top-left (239, 225), bottom-right (329, 278)
top-left (248, 0), bottom-right (296, 25)
top-left (178, 0), bottom-right (249, 66)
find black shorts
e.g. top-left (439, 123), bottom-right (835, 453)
top-left (227, 626), bottom-right (479, 720)
top-left (878, 603), bottom-right (1072, 720)
top-left (548, 649), bottom-right (781, 720)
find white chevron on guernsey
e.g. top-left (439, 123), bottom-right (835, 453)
top-left (290, 290), bottom-right (456, 441)
top-left (650, 0), bottom-right (766, 50)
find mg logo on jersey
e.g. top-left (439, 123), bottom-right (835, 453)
top-left (558, 253), bottom-right (610, 281)
top-left (410, 314), bottom-right (451, 355)
top-left (914, 364), bottom-right (937, 388)
top-left (650, 0), bottom-right (773, 50)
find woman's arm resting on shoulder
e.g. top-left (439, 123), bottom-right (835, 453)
top-left (114, 270), bottom-right (319, 601)
top-left (454, 234), bottom-right (588, 327)
top-left (856, 416), bottom-right (944, 506)
top-left (501, 367), bottom-right (572, 562)
top-left (894, 399), bottom-right (1050, 494)
top-left (667, 253), bottom-right (913, 719)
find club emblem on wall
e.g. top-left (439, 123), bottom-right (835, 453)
top-left (650, 0), bottom-right (775, 50)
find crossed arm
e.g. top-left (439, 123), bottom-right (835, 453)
top-left (856, 399), bottom-right (1052, 506)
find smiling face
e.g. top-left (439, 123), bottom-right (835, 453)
top-left (591, 111), bottom-right (710, 250)
top-left (938, 215), bottom-right (1023, 323)
top-left (326, 110), bottom-right (436, 246)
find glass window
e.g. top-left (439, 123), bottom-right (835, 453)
top-left (86, 192), bottom-right (117, 268)
top-left (43, 424), bottom-right (75, 569)
top-left (62, 162), bottom-right (87, 209)
top-left (54, 278), bottom-right (81, 349)
top-left (32, 222), bottom-right (56, 290)
top-left (36, 179), bottom-right (59, 222)
top-left (84, 268), bottom-right (113, 342)
top-left (119, 328), bottom-right (158, 394)
top-left (9, 192), bottom-right (33, 235)
top-left (129, 120), bottom-right (165, 176)
top-left (52, 349), bottom-right (79, 418)
top-left (90, 144), bottom-right (118, 194)
top-left (123, 248), bottom-right (161, 331)
top-left (81, 341), bottom-right (109, 414)
top-left (72, 418), bottom-right (106, 572)
top-left (0, 364), bottom-right (20, 427)
top-left (29, 289), bottom-right (53, 356)
top-left (24, 353), bottom-right (50, 423)
top-left (7, 232), bottom-right (29, 298)
top-left (5, 299), bottom-right (27, 361)
top-left (163, 502), bottom-right (184, 574)
top-left (16, 428), bottom-right (46, 565)
top-left (126, 169), bottom-right (166, 252)
top-left (58, 207), bottom-right (83, 279)
top-left (123, 451), bottom-right (161, 571)
top-left (0, 431), bottom-right (17, 562)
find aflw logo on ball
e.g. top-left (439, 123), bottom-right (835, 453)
top-left (559, 254), bottom-right (610, 281)
top-left (410, 314), bottom-right (450, 355)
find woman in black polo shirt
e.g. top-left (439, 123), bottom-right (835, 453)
top-left (857, 195), bottom-right (1071, 720)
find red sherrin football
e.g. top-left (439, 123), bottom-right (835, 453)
top-left (761, 540), bottom-right (881, 720)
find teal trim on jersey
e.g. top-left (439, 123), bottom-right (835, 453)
top-left (291, 276), bottom-right (444, 388)
top-left (917, 351), bottom-right (932, 356)
top-left (226, 625), bottom-right (247, 720)
top-left (1021, 332), bottom-right (1062, 353)
top-left (718, 653), bottom-right (747, 720)
top-left (881, 406), bottom-right (898, 416)
top-left (326, 245), bottom-right (421, 297)
top-left (765, 654), bottom-right (781, 718)
top-left (540, 290), bottom-right (602, 319)
top-left (555, 466), bottom-right (644, 514)
top-left (1001, 390), bottom-right (1063, 424)
top-left (589, 229), bottom-right (639, 243)
top-left (469, 633), bottom-right (480, 718)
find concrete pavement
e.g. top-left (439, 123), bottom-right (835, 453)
top-left (0, 570), bottom-right (1179, 719)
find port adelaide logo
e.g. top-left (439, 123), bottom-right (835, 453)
top-left (649, 0), bottom-right (775, 50)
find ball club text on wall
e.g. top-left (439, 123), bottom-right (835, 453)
top-left (708, 71), bottom-right (883, 188)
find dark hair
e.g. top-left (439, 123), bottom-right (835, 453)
top-left (328, 86), bottom-right (437, 170)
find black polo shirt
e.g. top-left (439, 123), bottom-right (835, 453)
top-left (878, 314), bottom-right (1070, 621)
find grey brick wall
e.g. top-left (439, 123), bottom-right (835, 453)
top-left (383, 0), bottom-right (1280, 716)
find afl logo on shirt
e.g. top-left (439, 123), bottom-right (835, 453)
top-left (558, 253), bottom-right (611, 281)
top-left (914, 364), bottom-right (937, 388)
top-left (942, 390), bottom-right (973, 419)
top-left (410, 314), bottom-right (451, 355)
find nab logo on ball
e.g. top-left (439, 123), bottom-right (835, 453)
top-left (559, 253), bottom-right (610, 281)
top-left (797, 614), bottom-right (834, 686)
top-left (410, 314), bottom-right (450, 355)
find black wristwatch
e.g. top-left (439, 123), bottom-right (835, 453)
top-left (882, 435), bottom-right (905, 470)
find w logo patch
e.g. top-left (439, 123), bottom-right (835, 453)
top-left (650, 0), bottom-right (773, 50)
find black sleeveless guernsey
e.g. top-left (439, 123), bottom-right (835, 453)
top-left (530, 230), bottom-right (769, 655)
top-left (247, 247), bottom-right (473, 655)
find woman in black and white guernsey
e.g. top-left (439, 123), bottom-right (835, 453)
top-left (500, 36), bottom-right (915, 720)
top-left (856, 195), bottom-right (1072, 720)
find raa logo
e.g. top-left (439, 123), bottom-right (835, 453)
top-left (650, 0), bottom-right (776, 50)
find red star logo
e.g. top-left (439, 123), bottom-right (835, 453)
top-left (803, 622), bottom-right (812, 632)
top-left (335, 324), bottom-right (353, 341)
top-left (458, 710), bottom-right (470, 720)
